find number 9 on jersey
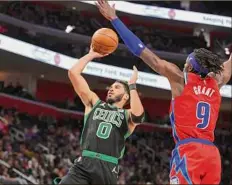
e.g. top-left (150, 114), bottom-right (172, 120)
top-left (196, 101), bottom-right (211, 129)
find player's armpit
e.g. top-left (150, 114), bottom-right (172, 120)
top-left (124, 109), bottom-right (135, 133)
top-left (68, 72), bottom-right (99, 107)
top-left (140, 48), bottom-right (183, 81)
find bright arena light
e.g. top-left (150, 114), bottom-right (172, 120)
top-left (225, 47), bottom-right (230, 55)
top-left (65, 25), bottom-right (75, 33)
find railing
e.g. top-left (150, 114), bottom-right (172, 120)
top-left (0, 92), bottom-right (172, 131)
top-left (80, 1), bottom-right (232, 28)
top-left (137, 140), bottom-right (155, 162)
top-left (0, 32), bottom-right (231, 98)
top-left (0, 159), bottom-right (38, 184)
top-left (0, 13), bottom-right (187, 62)
top-left (0, 93), bottom-right (230, 185)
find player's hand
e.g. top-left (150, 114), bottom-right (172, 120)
top-left (96, 0), bottom-right (117, 21)
top-left (88, 45), bottom-right (108, 58)
top-left (128, 66), bottom-right (138, 85)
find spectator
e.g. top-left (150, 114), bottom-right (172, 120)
top-left (0, 103), bottom-right (230, 184)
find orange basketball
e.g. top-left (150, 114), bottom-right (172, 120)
top-left (91, 28), bottom-right (119, 55)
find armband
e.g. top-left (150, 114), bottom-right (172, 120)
top-left (131, 112), bottom-right (145, 124)
top-left (129, 83), bottom-right (137, 91)
top-left (111, 18), bottom-right (145, 57)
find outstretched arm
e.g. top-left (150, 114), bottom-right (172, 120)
top-left (96, 0), bottom-right (183, 81)
top-left (68, 49), bottom-right (105, 107)
top-left (140, 48), bottom-right (183, 81)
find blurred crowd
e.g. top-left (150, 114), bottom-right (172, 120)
top-left (1, 1), bottom-right (221, 76)
top-left (0, 106), bottom-right (82, 184)
top-left (0, 82), bottom-right (158, 124)
top-left (0, 79), bottom-right (230, 125)
top-left (0, 105), bottom-right (168, 185)
top-left (0, 83), bottom-right (231, 184)
top-left (0, 104), bottom-right (231, 185)
top-left (1, 1), bottom-right (207, 55)
top-left (0, 81), bottom-right (84, 112)
top-left (1, 1), bottom-right (231, 75)
top-left (0, 81), bottom-right (35, 100)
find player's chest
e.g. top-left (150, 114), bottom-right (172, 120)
top-left (92, 107), bottom-right (125, 128)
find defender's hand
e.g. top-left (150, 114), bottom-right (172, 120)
top-left (128, 66), bottom-right (138, 85)
top-left (96, 0), bottom-right (117, 21)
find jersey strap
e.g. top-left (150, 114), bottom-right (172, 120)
top-left (82, 150), bottom-right (118, 164)
top-left (183, 71), bottom-right (188, 85)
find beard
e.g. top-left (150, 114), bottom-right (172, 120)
top-left (106, 94), bottom-right (124, 104)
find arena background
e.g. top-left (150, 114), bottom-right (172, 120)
top-left (0, 1), bottom-right (231, 184)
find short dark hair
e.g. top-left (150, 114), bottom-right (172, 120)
top-left (193, 48), bottom-right (224, 77)
top-left (115, 80), bottom-right (130, 103)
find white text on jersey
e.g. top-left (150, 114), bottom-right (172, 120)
top-left (193, 85), bottom-right (215, 97)
top-left (93, 108), bottom-right (124, 127)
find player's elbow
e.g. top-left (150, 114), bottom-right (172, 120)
top-left (68, 69), bottom-right (80, 81)
top-left (68, 70), bottom-right (75, 83)
top-left (68, 70), bottom-right (82, 90)
top-left (149, 59), bottom-right (167, 75)
top-left (140, 48), bottom-right (164, 72)
top-left (68, 69), bottom-right (72, 79)
top-left (68, 69), bottom-right (75, 78)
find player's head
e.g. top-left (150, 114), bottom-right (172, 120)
top-left (106, 80), bottom-right (130, 106)
top-left (184, 48), bottom-right (224, 77)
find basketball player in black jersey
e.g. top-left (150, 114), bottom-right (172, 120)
top-left (57, 47), bottom-right (145, 184)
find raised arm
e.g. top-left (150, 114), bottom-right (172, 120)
top-left (68, 49), bottom-right (104, 108)
top-left (96, 0), bottom-right (183, 81)
top-left (127, 66), bottom-right (145, 133)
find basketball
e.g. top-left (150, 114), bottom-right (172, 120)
top-left (91, 28), bottom-right (119, 55)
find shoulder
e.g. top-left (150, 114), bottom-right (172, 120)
top-left (123, 109), bottom-right (130, 120)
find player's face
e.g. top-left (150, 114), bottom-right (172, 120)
top-left (106, 82), bottom-right (127, 104)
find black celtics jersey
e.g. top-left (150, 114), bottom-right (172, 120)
top-left (80, 99), bottom-right (130, 159)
